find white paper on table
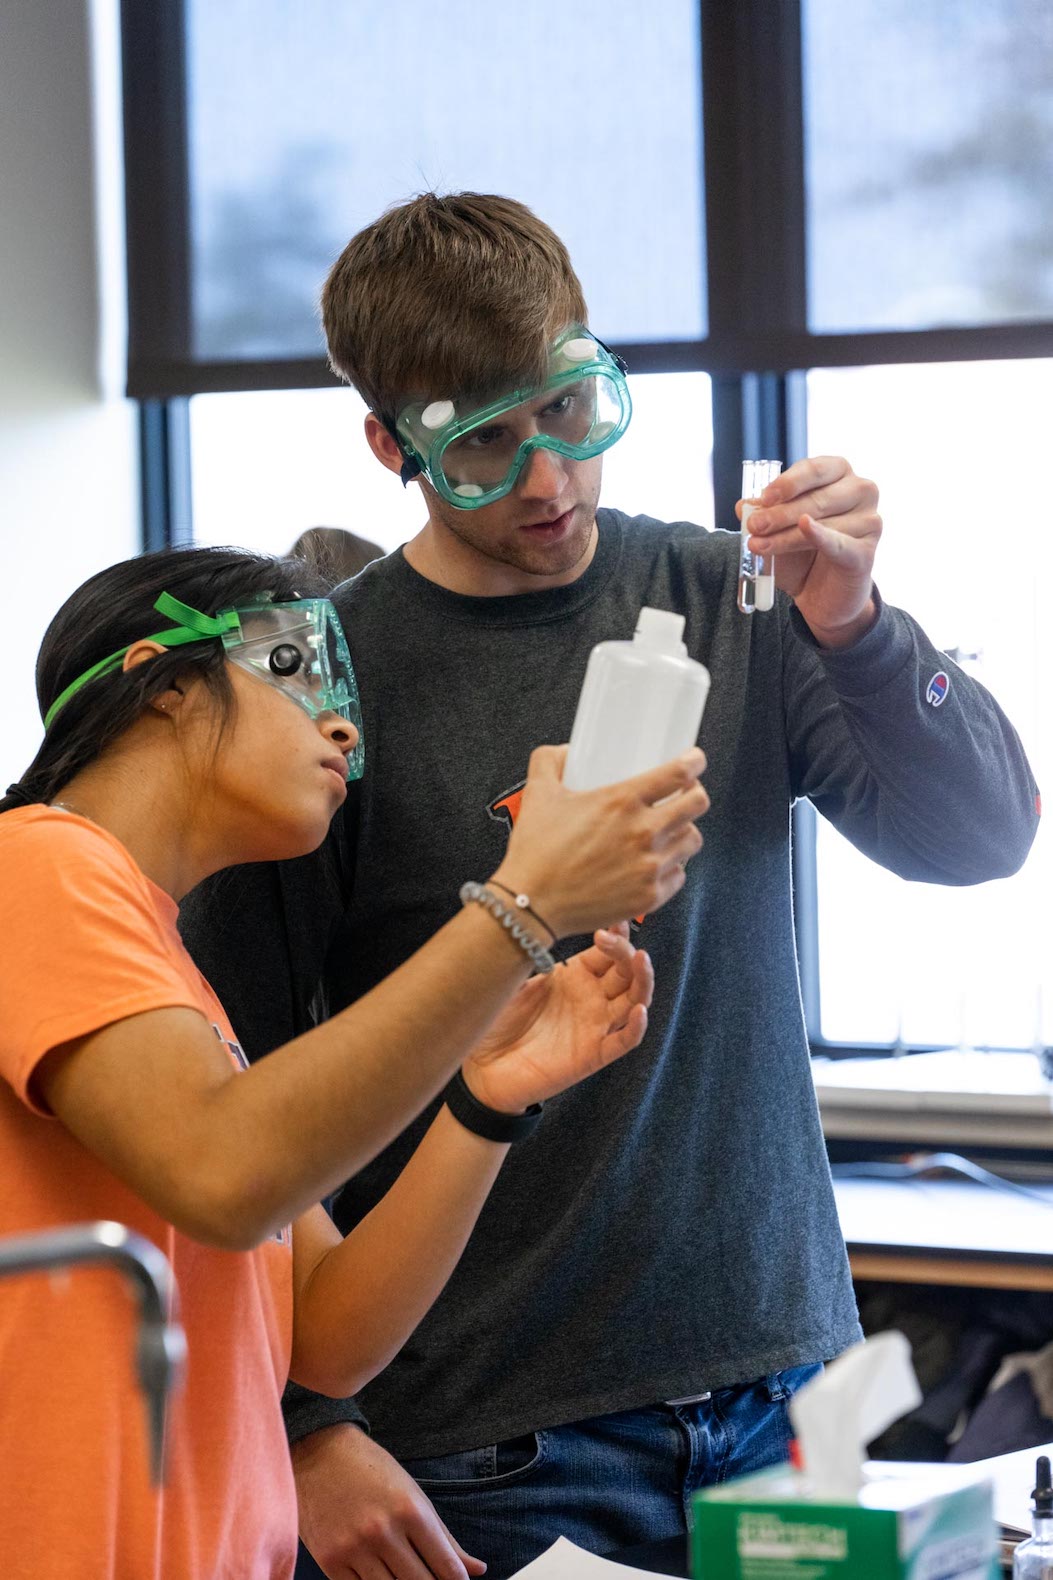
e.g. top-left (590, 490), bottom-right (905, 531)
top-left (863, 1444), bottom-right (1053, 1537)
top-left (509, 1535), bottom-right (675, 1580)
top-left (965, 1441), bottom-right (1053, 1536)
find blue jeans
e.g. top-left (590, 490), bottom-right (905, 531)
top-left (395, 1366), bottom-right (821, 1580)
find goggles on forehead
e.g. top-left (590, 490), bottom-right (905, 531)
top-left (44, 591), bottom-right (365, 781)
top-left (391, 324), bottom-right (632, 511)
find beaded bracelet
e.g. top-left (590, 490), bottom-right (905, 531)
top-left (485, 880), bottom-right (557, 944)
top-left (459, 881), bottom-right (557, 974)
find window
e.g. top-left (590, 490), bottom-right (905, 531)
top-left (124, 0), bottom-right (705, 394)
top-left (803, 0), bottom-right (1053, 333)
top-left (186, 0), bottom-right (705, 360)
top-left (189, 373), bottom-right (714, 556)
top-left (806, 359), bottom-right (1052, 1052)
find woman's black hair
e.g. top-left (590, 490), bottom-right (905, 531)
top-left (1, 544), bottom-right (327, 815)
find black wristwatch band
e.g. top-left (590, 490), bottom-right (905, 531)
top-left (443, 1069), bottom-right (543, 1143)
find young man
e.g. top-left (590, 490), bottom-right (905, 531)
top-left (181, 192), bottom-right (1040, 1580)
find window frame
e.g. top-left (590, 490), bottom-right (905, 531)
top-left (122, 0), bottom-right (1053, 401)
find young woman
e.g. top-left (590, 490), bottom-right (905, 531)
top-left (0, 546), bottom-right (707, 1580)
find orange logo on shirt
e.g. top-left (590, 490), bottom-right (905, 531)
top-left (487, 783), bottom-right (526, 832)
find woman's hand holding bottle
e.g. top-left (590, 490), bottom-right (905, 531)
top-left (492, 744), bottom-right (708, 942)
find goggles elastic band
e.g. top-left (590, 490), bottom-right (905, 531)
top-left (44, 589), bottom-right (364, 781)
top-left (44, 595), bottom-right (242, 729)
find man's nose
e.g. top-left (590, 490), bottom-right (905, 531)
top-left (515, 443), bottom-right (567, 501)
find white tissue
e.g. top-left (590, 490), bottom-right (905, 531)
top-left (788, 1331), bottom-right (922, 1500)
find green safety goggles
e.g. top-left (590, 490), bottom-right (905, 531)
top-left (44, 591), bottom-right (364, 781)
top-left (392, 324), bottom-right (632, 511)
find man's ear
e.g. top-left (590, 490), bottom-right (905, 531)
top-left (364, 412), bottom-right (406, 478)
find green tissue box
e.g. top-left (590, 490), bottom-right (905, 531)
top-left (692, 1462), bottom-right (998, 1580)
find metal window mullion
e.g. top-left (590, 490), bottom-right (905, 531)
top-left (702, 0), bottom-right (809, 548)
top-left (138, 400), bottom-right (193, 551)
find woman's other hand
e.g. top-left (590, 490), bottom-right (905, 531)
top-left (460, 923), bottom-right (654, 1113)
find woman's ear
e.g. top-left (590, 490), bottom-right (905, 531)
top-left (122, 639), bottom-right (167, 672)
top-left (121, 640), bottom-right (183, 715)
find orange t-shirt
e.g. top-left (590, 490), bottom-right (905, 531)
top-left (0, 807), bottom-right (296, 1579)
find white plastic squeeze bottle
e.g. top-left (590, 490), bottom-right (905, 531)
top-left (563, 608), bottom-right (710, 792)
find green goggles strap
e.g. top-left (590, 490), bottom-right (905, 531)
top-left (44, 593), bottom-right (242, 729)
top-left (152, 591), bottom-right (243, 639)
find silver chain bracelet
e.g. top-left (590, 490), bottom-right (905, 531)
top-left (459, 881), bottom-right (557, 974)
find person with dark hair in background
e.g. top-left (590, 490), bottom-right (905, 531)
top-left (291, 526), bottom-right (384, 585)
top-left (180, 192), bottom-right (1041, 1580)
top-left (0, 543), bottom-right (707, 1580)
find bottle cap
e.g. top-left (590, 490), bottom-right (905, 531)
top-left (1033, 1455), bottom-right (1053, 1516)
top-left (634, 606), bottom-right (686, 654)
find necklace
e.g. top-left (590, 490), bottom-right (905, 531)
top-left (50, 801), bottom-right (89, 820)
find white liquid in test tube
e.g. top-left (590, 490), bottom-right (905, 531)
top-left (738, 458), bottom-right (782, 614)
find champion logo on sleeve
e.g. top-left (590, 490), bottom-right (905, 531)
top-left (925, 671), bottom-right (950, 707)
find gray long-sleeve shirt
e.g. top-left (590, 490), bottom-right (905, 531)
top-left (179, 509), bottom-right (1039, 1459)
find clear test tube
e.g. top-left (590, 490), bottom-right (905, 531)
top-left (738, 458), bottom-right (783, 614)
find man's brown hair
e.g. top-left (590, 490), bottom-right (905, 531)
top-left (321, 192), bottom-right (587, 420)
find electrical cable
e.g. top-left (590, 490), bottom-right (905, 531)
top-left (829, 1150), bottom-right (1053, 1208)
